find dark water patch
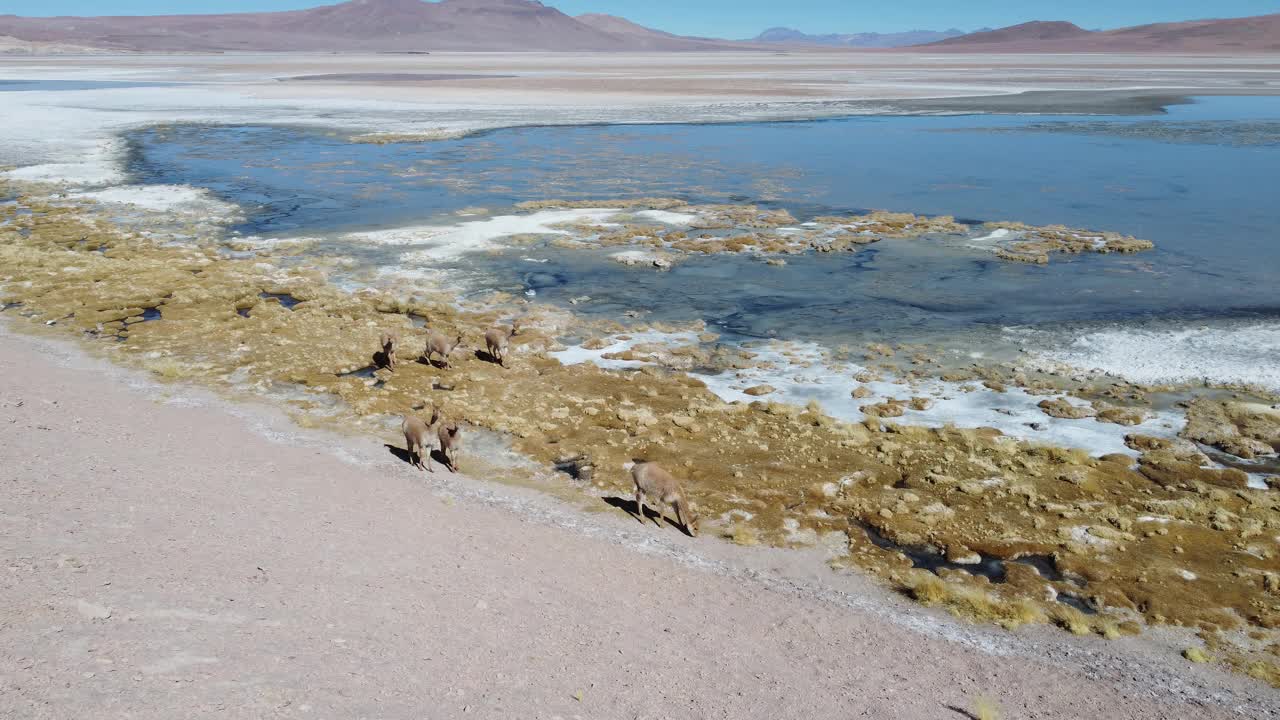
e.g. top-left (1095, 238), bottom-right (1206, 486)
top-left (862, 524), bottom-right (1092, 609)
top-left (259, 292), bottom-right (301, 309)
top-left (553, 454), bottom-right (596, 482)
top-left (1, 302), bottom-right (22, 312)
top-left (141, 307), bottom-right (162, 322)
top-left (1010, 554), bottom-right (1086, 588)
top-left (522, 270), bottom-right (570, 291)
top-left (407, 313), bottom-right (429, 328)
top-left (1056, 593), bottom-right (1099, 615)
top-left (1011, 554), bottom-right (1064, 582)
top-left (1198, 443), bottom-right (1280, 477)
top-left (861, 522), bottom-right (1007, 583)
top-left (956, 120), bottom-right (1280, 148)
top-left (237, 294), bottom-right (300, 317)
top-left (339, 366), bottom-right (378, 379)
top-left (338, 364), bottom-right (387, 389)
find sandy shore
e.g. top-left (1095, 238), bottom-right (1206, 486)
top-left (2, 323), bottom-right (1275, 719)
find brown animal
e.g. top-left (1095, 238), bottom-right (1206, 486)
top-left (628, 460), bottom-right (699, 536)
top-left (483, 320), bottom-right (520, 366)
top-left (401, 406), bottom-right (440, 472)
top-left (437, 421), bottom-right (462, 472)
top-left (423, 331), bottom-right (464, 368)
top-left (378, 332), bottom-right (400, 371)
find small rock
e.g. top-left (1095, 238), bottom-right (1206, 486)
top-left (946, 545), bottom-right (982, 565)
top-left (669, 414), bottom-right (699, 431)
top-left (908, 397), bottom-right (933, 411)
top-left (76, 600), bottom-right (111, 621)
top-left (744, 384), bottom-right (776, 397)
top-left (862, 400), bottom-right (905, 418)
top-left (921, 499), bottom-right (952, 515)
top-left (1038, 397), bottom-right (1095, 420)
top-left (807, 482), bottom-right (839, 500)
top-left (1058, 468), bottom-right (1089, 485)
top-left (1096, 407), bottom-right (1148, 426)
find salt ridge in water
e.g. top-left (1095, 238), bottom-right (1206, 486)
top-left (73, 184), bottom-right (240, 221)
top-left (344, 208), bottom-right (622, 261)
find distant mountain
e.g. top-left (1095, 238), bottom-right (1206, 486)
top-left (2, 2), bottom-right (1275, 54)
top-left (577, 13), bottom-right (676, 40)
top-left (916, 13), bottom-right (1280, 52)
top-left (752, 26), bottom-right (967, 48)
top-left (0, 34), bottom-right (112, 55)
top-left (921, 20), bottom-right (1091, 47)
top-left (0, 0), bottom-right (739, 52)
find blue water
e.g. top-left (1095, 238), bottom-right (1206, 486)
top-left (126, 96), bottom-right (1280, 346)
top-left (0, 80), bottom-right (177, 92)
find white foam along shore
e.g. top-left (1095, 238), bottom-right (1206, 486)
top-left (1032, 323), bottom-right (1280, 395)
top-left (71, 184), bottom-right (242, 222)
top-left (344, 208), bottom-right (623, 261)
top-left (552, 335), bottom-right (1183, 457)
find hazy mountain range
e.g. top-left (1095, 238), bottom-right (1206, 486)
top-left (919, 16), bottom-right (1280, 53)
top-left (751, 27), bottom-right (971, 48)
top-left (0, 0), bottom-right (1276, 53)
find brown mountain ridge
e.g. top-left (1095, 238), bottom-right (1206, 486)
top-left (0, 0), bottom-right (738, 52)
top-left (919, 13), bottom-right (1280, 52)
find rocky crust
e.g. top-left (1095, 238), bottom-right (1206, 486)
top-left (1183, 398), bottom-right (1280, 460)
top-left (503, 199), bottom-right (1156, 265)
top-left (0, 184), bottom-right (1274, 687)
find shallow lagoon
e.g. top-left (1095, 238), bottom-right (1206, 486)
top-left (127, 96), bottom-right (1280, 353)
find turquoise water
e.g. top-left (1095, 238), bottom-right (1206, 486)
top-left (126, 96), bottom-right (1280, 348)
top-left (0, 80), bottom-right (177, 92)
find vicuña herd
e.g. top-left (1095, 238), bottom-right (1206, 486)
top-left (386, 319), bottom-right (698, 536)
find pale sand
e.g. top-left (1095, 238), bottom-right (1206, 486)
top-left (2, 324), bottom-right (1275, 719)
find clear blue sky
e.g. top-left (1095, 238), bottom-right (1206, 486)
top-left (8, 1), bottom-right (1279, 38)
